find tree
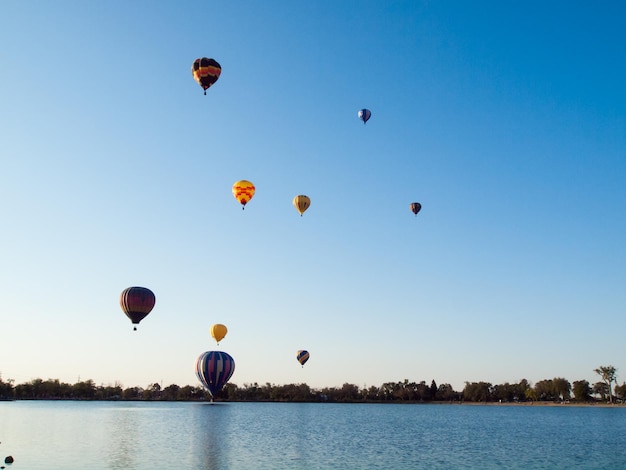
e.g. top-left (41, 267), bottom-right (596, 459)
top-left (123, 386), bottom-right (143, 400)
top-left (161, 384), bottom-right (180, 401)
top-left (72, 380), bottom-right (96, 399)
top-left (592, 381), bottom-right (609, 401)
top-left (437, 383), bottom-right (459, 401)
top-left (534, 379), bottom-right (557, 401)
top-left (572, 380), bottom-right (592, 402)
top-left (0, 378), bottom-right (14, 399)
top-left (463, 382), bottom-right (493, 402)
top-left (594, 366), bottom-right (617, 403)
top-left (614, 382), bottom-right (626, 402)
top-left (552, 377), bottom-right (571, 401)
top-left (430, 380), bottom-right (438, 400)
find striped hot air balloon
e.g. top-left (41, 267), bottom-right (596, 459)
top-left (195, 351), bottom-right (236, 399)
top-left (292, 195), bottom-right (311, 216)
top-left (232, 180), bottom-right (255, 209)
top-left (120, 287), bottom-right (155, 331)
top-left (191, 57), bottom-right (222, 95)
top-left (296, 350), bottom-right (310, 367)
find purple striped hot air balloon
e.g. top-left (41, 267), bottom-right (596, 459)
top-left (195, 351), bottom-right (235, 400)
top-left (120, 287), bottom-right (155, 331)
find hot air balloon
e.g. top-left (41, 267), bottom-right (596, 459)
top-left (232, 180), bottom-right (255, 209)
top-left (210, 324), bottom-right (228, 344)
top-left (358, 108), bottom-right (371, 124)
top-left (195, 351), bottom-right (235, 401)
top-left (292, 195), bottom-right (311, 216)
top-left (410, 202), bottom-right (422, 216)
top-left (120, 287), bottom-right (155, 331)
top-left (191, 58), bottom-right (222, 95)
top-left (296, 350), bottom-right (310, 367)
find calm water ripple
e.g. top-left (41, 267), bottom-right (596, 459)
top-left (1, 401), bottom-right (625, 469)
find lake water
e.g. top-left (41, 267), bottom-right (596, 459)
top-left (1, 401), bottom-right (625, 469)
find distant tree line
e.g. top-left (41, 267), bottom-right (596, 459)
top-left (1, 366), bottom-right (623, 404)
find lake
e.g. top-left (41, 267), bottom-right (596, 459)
top-left (1, 401), bottom-right (625, 469)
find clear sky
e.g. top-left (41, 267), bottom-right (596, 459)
top-left (1, 1), bottom-right (624, 392)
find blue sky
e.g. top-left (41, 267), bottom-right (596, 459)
top-left (1, 1), bottom-right (624, 392)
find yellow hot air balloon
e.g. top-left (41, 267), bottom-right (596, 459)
top-left (292, 195), bottom-right (311, 216)
top-left (210, 324), bottom-right (228, 344)
top-left (232, 180), bottom-right (255, 209)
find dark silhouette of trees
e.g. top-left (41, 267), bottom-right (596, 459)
top-left (161, 384), bottom-right (180, 401)
top-left (0, 378), bottom-right (14, 399)
top-left (533, 378), bottom-right (571, 402)
top-left (614, 382), bottom-right (626, 402)
top-left (463, 382), bottom-right (493, 402)
top-left (1, 373), bottom-right (623, 404)
top-left (572, 380), bottom-right (592, 402)
top-left (594, 366), bottom-right (617, 403)
top-left (437, 383), bottom-right (460, 401)
top-left (593, 382), bottom-right (609, 401)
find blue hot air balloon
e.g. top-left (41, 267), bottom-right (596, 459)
top-left (358, 108), bottom-right (371, 124)
top-left (195, 351), bottom-right (235, 399)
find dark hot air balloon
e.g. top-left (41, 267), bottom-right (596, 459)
top-left (195, 351), bottom-right (235, 401)
top-left (410, 202), bottom-right (422, 216)
top-left (358, 108), bottom-right (371, 124)
top-left (296, 350), bottom-right (310, 367)
top-left (191, 58), bottom-right (222, 95)
top-left (120, 287), bottom-right (155, 331)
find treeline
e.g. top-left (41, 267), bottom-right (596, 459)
top-left (1, 375), bottom-right (625, 403)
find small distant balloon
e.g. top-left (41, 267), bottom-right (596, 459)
top-left (210, 324), bottom-right (228, 344)
top-left (296, 350), bottom-right (310, 367)
top-left (358, 108), bottom-right (371, 124)
top-left (195, 351), bottom-right (235, 400)
top-left (120, 287), bottom-right (155, 331)
top-left (191, 57), bottom-right (222, 95)
top-left (410, 202), bottom-right (422, 216)
top-left (232, 180), bottom-right (255, 209)
top-left (292, 195), bottom-right (311, 216)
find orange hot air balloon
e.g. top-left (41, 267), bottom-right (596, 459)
top-left (292, 195), bottom-right (311, 216)
top-left (211, 324), bottom-right (228, 344)
top-left (191, 58), bottom-right (222, 95)
top-left (232, 180), bottom-right (255, 209)
top-left (120, 287), bottom-right (155, 331)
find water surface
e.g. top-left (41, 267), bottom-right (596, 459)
top-left (1, 401), bottom-right (625, 469)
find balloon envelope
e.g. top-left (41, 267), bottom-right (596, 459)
top-left (232, 180), bottom-right (255, 209)
top-left (292, 195), bottom-right (311, 216)
top-left (358, 108), bottom-right (371, 124)
top-left (210, 324), bottom-right (228, 344)
top-left (195, 351), bottom-right (236, 397)
top-left (191, 58), bottom-right (221, 95)
top-left (120, 287), bottom-right (155, 330)
top-left (296, 350), bottom-right (310, 366)
top-left (410, 202), bottom-right (422, 216)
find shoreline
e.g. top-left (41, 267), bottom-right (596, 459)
top-left (2, 398), bottom-right (623, 407)
top-left (449, 401), bottom-right (624, 408)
